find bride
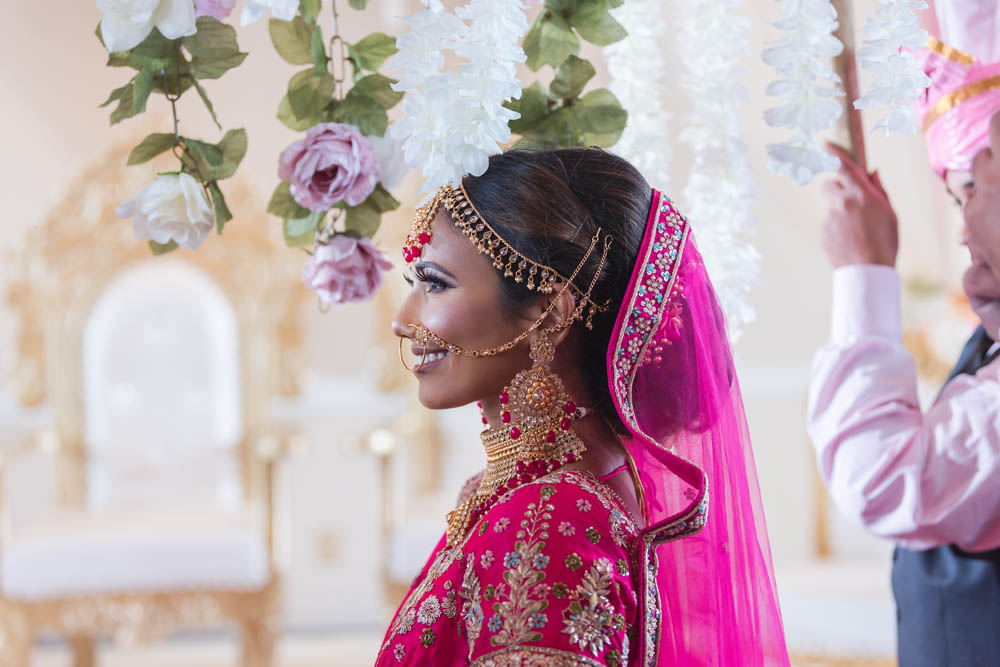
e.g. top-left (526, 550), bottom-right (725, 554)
top-left (382, 148), bottom-right (788, 666)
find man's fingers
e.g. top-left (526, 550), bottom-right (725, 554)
top-left (826, 141), bottom-right (870, 184)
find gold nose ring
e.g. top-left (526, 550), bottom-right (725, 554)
top-left (398, 337), bottom-right (428, 373)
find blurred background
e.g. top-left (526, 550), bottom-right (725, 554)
top-left (0, 1), bottom-right (974, 665)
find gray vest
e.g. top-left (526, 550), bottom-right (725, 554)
top-left (892, 326), bottom-right (1000, 666)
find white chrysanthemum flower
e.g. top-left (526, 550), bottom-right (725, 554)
top-left (671, 0), bottom-right (760, 341)
top-left (854, 1), bottom-right (931, 136)
top-left (390, 0), bottom-right (529, 198)
top-left (763, 0), bottom-right (844, 185)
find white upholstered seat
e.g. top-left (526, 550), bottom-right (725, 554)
top-left (1, 506), bottom-right (268, 600)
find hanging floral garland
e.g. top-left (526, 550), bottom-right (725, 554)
top-left (763, 0), bottom-right (845, 186)
top-left (671, 0), bottom-right (760, 339)
top-left (604, 0), bottom-right (671, 192)
top-left (853, 0), bottom-right (931, 135)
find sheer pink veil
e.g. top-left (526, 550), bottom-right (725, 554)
top-left (606, 190), bottom-right (789, 665)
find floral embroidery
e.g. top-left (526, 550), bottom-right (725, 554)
top-left (616, 559), bottom-right (629, 576)
top-left (562, 562), bottom-right (616, 657)
top-left (460, 558), bottom-right (483, 659)
top-left (491, 495), bottom-right (553, 647)
top-left (533, 554), bottom-right (550, 569)
top-left (397, 608), bottom-right (415, 635)
top-left (488, 614), bottom-right (503, 632)
top-left (484, 584), bottom-right (496, 601)
top-left (606, 648), bottom-right (623, 667)
top-left (612, 613), bottom-right (625, 632)
top-left (552, 582), bottom-right (569, 599)
top-left (420, 628), bottom-right (436, 647)
top-left (494, 517), bottom-right (510, 533)
top-left (442, 590), bottom-right (458, 619)
top-left (528, 612), bottom-right (548, 629)
top-left (479, 521), bottom-right (489, 535)
top-left (586, 527), bottom-right (601, 544)
top-left (470, 646), bottom-right (608, 666)
top-left (503, 552), bottom-right (520, 568)
top-left (481, 550), bottom-right (495, 570)
top-left (576, 499), bottom-right (592, 512)
top-left (393, 644), bottom-right (405, 662)
top-left (565, 553), bottom-right (583, 571)
top-left (531, 583), bottom-right (550, 599)
top-left (417, 595), bottom-right (442, 625)
top-left (557, 521), bottom-right (575, 537)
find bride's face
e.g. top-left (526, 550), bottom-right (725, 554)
top-left (393, 208), bottom-right (535, 410)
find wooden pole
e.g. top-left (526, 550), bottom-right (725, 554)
top-left (832, 0), bottom-right (868, 172)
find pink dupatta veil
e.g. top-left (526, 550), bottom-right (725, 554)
top-left (607, 190), bottom-right (789, 665)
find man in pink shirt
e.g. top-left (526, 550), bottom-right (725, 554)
top-left (807, 6), bottom-right (1000, 664)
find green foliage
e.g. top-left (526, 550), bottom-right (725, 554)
top-left (269, 17), bottom-right (315, 65)
top-left (186, 18), bottom-right (247, 79)
top-left (127, 133), bottom-right (176, 165)
top-left (149, 240), bottom-right (179, 255)
top-left (284, 211), bottom-right (324, 246)
top-left (287, 68), bottom-right (336, 120)
top-left (268, 181), bottom-right (311, 219)
top-left (348, 0), bottom-right (368, 9)
top-left (310, 25), bottom-right (328, 74)
top-left (207, 181), bottom-right (233, 233)
top-left (299, 0), bottom-right (322, 24)
top-left (183, 129), bottom-right (247, 182)
top-left (513, 0), bottom-right (628, 150)
top-left (351, 74), bottom-right (404, 110)
top-left (347, 33), bottom-right (398, 72)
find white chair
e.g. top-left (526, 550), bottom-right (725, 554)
top-left (0, 141), bottom-right (307, 666)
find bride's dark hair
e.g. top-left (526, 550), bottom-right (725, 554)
top-left (462, 148), bottom-right (652, 432)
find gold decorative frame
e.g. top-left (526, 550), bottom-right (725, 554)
top-left (0, 133), bottom-right (309, 666)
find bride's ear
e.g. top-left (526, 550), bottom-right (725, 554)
top-left (542, 287), bottom-right (577, 347)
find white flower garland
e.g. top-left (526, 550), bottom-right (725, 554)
top-left (389, 0), bottom-right (529, 199)
top-left (671, 0), bottom-right (760, 339)
top-left (604, 0), bottom-right (670, 192)
top-left (763, 0), bottom-right (844, 185)
top-left (853, 0), bottom-right (931, 135)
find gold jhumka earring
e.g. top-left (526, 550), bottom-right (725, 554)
top-left (398, 182), bottom-right (613, 547)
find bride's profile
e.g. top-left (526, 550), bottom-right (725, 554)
top-left (381, 148), bottom-right (788, 666)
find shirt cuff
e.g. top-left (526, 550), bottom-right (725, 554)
top-left (831, 265), bottom-right (902, 345)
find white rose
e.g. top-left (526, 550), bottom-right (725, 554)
top-left (116, 173), bottom-right (215, 251)
top-left (367, 134), bottom-right (411, 191)
top-left (98, 0), bottom-right (197, 53)
top-left (239, 0), bottom-right (299, 26)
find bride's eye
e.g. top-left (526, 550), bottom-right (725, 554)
top-left (411, 265), bottom-right (451, 294)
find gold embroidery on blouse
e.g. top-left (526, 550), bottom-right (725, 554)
top-left (562, 559), bottom-right (617, 657)
top-left (471, 645), bottom-right (608, 666)
top-left (461, 557), bottom-right (484, 660)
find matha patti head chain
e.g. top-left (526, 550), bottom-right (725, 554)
top-left (398, 181), bottom-right (613, 545)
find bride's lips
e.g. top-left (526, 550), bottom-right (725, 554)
top-left (411, 346), bottom-right (450, 373)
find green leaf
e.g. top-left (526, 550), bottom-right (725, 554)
top-left (288, 68), bottom-right (336, 120)
top-left (149, 240), bottom-right (179, 255)
top-left (106, 52), bottom-right (130, 67)
top-left (283, 210), bottom-right (324, 246)
top-left (344, 198), bottom-right (380, 238)
top-left (568, 0), bottom-right (627, 46)
top-left (574, 88), bottom-right (628, 134)
top-left (523, 13), bottom-right (579, 71)
top-left (191, 78), bottom-right (222, 130)
top-left (506, 82), bottom-right (549, 134)
top-left (549, 55), bottom-right (595, 100)
top-left (269, 16), bottom-right (314, 65)
top-left (580, 128), bottom-right (625, 148)
top-left (268, 181), bottom-right (311, 219)
top-left (191, 51), bottom-right (247, 79)
top-left (348, 0), bottom-right (367, 8)
top-left (100, 82), bottom-right (132, 108)
top-left (127, 133), bottom-right (176, 165)
top-left (183, 129), bottom-right (246, 182)
top-left (332, 86), bottom-right (389, 136)
top-left (277, 93), bottom-right (318, 130)
top-left (300, 0), bottom-right (322, 23)
top-left (514, 107), bottom-right (577, 149)
top-left (369, 183), bottom-right (400, 213)
top-left (347, 33), bottom-right (397, 72)
top-left (127, 28), bottom-right (181, 71)
top-left (208, 181), bottom-right (232, 234)
top-left (351, 74), bottom-right (403, 109)
top-left (185, 17), bottom-right (242, 61)
top-left (109, 84), bottom-right (137, 125)
top-left (131, 66), bottom-right (155, 114)
top-left (310, 25), bottom-right (328, 75)
top-left (217, 128), bottom-right (248, 178)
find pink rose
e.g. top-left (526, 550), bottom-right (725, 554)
top-left (194, 0), bottom-right (236, 19)
top-left (302, 235), bottom-right (393, 304)
top-left (279, 123), bottom-right (379, 212)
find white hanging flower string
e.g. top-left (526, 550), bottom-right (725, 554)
top-left (671, 0), bottom-right (760, 340)
top-left (853, 0), bottom-right (931, 135)
top-left (604, 0), bottom-right (671, 193)
top-left (763, 0), bottom-right (845, 186)
top-left (389, 0), bottom-right (529, 200)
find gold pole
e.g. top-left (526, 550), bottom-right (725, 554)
top-left (832, 0), bottom-right (868, 172)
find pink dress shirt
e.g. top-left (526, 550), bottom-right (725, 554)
top-left (808, 265), bottom-right (1000, 552)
